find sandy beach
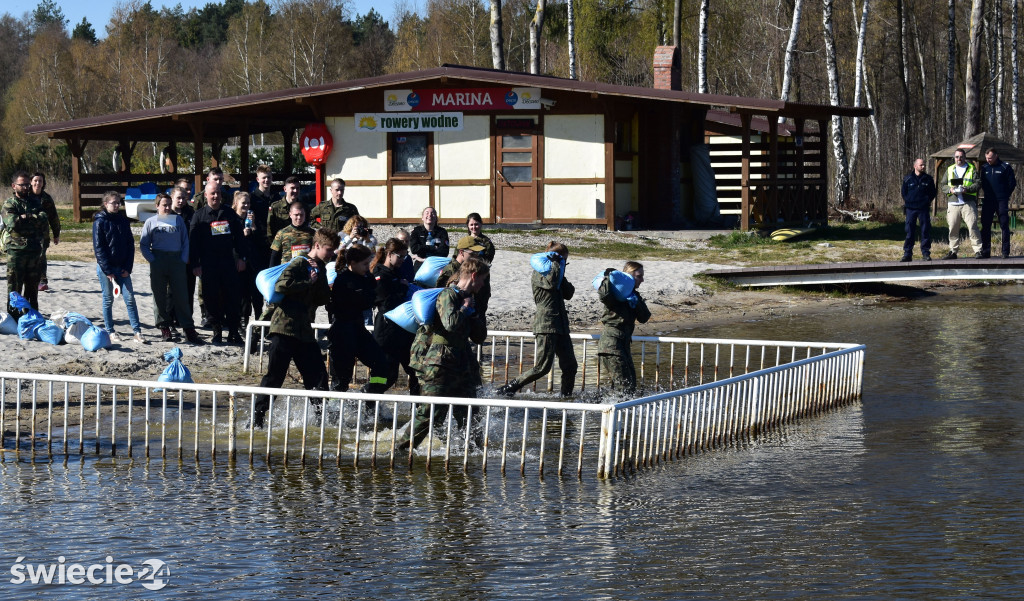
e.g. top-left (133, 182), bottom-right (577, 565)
top-left (0, 238), bottom-right (858, 383)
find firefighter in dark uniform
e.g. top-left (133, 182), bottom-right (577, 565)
top-left (327, 244), bottom-right (390, 393)
top-left (252, 229), bottom-right (338, 429)
top-left (497, 241), bottom-right (577, 398)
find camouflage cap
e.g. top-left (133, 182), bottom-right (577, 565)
top-left (456, 236), bottom-right (485, 252)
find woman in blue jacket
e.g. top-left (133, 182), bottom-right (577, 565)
top-left (93, 191), bottom-right (146, 344)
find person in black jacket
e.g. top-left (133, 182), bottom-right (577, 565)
top-left (900, 158), bottom-right (938, 262)
top-left (189, 182), bottom-right (248, 344)
top-left (370, 238), bottom-right (420, 395)
top-left (93, 191), bottom-right (146, 344)
top-left (408, 206), bottom-right (449, 271)
top-left (980, 148), bottom-right (1018, 258)
top-left (328, 245), bottom-right (389, 394)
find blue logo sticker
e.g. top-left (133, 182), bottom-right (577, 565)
top-left (407, 92), bottom-right (420, 107)
top-left (505, 91), bottom-right (518, 106)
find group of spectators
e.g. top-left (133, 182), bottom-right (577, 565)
top-left (901, 148), bottom-right (1018, 261)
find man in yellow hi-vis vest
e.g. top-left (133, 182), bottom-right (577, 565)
top-left (942, 149), bottom-right (984, 260)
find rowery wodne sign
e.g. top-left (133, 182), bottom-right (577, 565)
top-left (384, 88), bottom-right (541, 111)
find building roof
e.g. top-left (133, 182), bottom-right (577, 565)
top-left (929, 132), bottom-right (1024, 163)
top-left (26, 65), bottom-right (872, 141)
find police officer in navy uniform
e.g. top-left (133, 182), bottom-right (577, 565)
top-left (979, 148), bottom-right (1018, 258)
top-left (900, 158), bottom-right (938, 262)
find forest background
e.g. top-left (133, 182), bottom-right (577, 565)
top-left (0, 0), bottom-right (1014, 215)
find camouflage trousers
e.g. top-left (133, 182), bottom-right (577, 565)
top-left (599, 353), bottom-right (638, 395)
top-left (6, 249), bottom-right (42, 316)
top-left (398, 365), bottom-right (478, 450)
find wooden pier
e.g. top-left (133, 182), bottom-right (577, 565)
top-left (705, 258), bottom-right (1024, 287)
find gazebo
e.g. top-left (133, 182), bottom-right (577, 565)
top-left (929, 132), bottom-right (1024, 215)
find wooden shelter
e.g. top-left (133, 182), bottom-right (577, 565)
top-left (928, 132), bottom-right (1024, 214)
top-left (26, 56), bottom-right (870, 229)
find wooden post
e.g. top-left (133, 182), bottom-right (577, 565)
top-left (191, 122), bottom-right (205, 196)
top-left (283, 128), bottom-right (295, 177)
top-left (69, 138), bottom-right (85, 223)
top-left (740, 112), bottom-right (751, 230)
top-left (768, 116), bottom-right (779, 220)
top-left (239, 123), bottom-right (251, 193)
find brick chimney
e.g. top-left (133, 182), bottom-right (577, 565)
top-left (653, 46), bottom-right (681, 91)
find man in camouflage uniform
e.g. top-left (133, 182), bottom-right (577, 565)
top-left (311, 178), bottom-right (359, 231)
top-left (189, 167), bottom-right (229, 211)
top-left (251, 228), bottom-right (338, 428)
top-left (400, 257), bottom-right (489, 450)
top-left (497, 242), bottom-right (577, 398)
top-left (436, 236), bottom-right (490, 315)
top-left (30, 172), bottom-right (60, 291)
top-left (267, 176), bottom-right (301, 245)
top-left (269, 200), bottom-right (315, 265)
top-left (2, 171), bottom-right (48, 316)
top-left (597, 263), bottom-right (651, 394)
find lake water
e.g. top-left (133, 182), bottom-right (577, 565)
top-left (2, 287), bottom-right (1023, 599)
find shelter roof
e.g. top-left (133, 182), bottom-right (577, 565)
top-left (26, 65), bottom-right (872, 141)
top-left (929, 132), bottom-right (1024, 163)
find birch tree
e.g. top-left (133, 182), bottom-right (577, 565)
top-left (1014, 0), bottom-right (1020, 144)
top-left (490, 0), bottom-right (504, 69)
top-left (947, 0), bottom-right (957, 137)
top-left (896, 0), bottom-right (911, 162)
top-left (568, 0), bottom-right (577, 78)
top-left (528, 0), bottom-right (545, 73)
top-left (849, 0), bottom-right (870, 177)
top-left (823, 0), bottom-right (850, 204)
top-left (698, 0), bottom-right (709, 93)
top-left (966, 0), bottom-right (985, 138)
top-left (780, 0), bottom-right (804, 105)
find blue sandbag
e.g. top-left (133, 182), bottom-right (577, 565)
top-left (384, 301), bottom-right (419, 333)
top-left (156, 347), bottom-right (193, 391)
top-left (17, 310), bottom-right (45, 340)
top-left (37, 320), bottom-right (64, 345)
top-left (326, 261), bottom-right (338, 286)
top-left (531, 252), bottom-right (565, 287)
top-left (9, 292), bottom-right (32, 315)
top-left (256, 256), bottom-right (304, 304)
top-left (0, 313), bottom-right (17, 335)
top-left (591, 269), bottom-right (635, 302)
top-left (80, 325), bottom-right (111, 351)
top-left (411, 287), bottom-right (445, 324)
top-left (405, 283), bottom-right (423, 302)
top-left (413, 256), bottom-right (450, 287)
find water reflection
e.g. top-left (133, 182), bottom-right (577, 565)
top-left (3, 288), bottom-right (1024, 598)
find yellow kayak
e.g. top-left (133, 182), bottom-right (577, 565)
top-left (770, 227), bottom-right (816, 242)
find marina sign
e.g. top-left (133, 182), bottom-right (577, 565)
top-left (384, 87), bottom-right (541, 111)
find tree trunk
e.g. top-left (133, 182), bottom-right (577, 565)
top-left (850, 0), bottom-right (870, 177)
top-left (998, 0), bottom-right (1005, 136)
top-left (528, 0), bottom-right (546, 74)
top-left (896, 0), bottom-right (911, 163)
top-left (568, 0), bottom-right (577, 79)
top-left (988, 13), bottom-right (997, 132)
top-left (490, 0), bottom-right (504, 70)
top-left (823, 0), bottom-right (850, 205)
top-left (673, 0), bottom-right (682, 47)
top-left (912, 15), bottom-right (930, 140)
top-left (780, 0), bottom-right (804, 106)
top-left (966, 0), bottom-right (985, 138)
top-left (698, 0), bottom-right (709, 93)
top-left (1014, 0), bottom-right (1020, 144)
top-left (948, 0), bottom-right (957, 137)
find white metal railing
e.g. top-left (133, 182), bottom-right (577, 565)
top-left (0, 339), bottom-right (864, 479)
top-left (243, 320), bottom-right (858, 394)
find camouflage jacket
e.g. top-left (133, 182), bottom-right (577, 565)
top-left (36, 191), bottom-right (60, 241)
top-left (531, 260), bottom-right (574, 335)
top-left (597, 272), bottom-right (651, 354)
top-left (1, 194), bottom-right (47, 253)
top-left (436, 258), bottom-right (490, 315)
top-left (270, 224), bottom-right (314, 264)
top-left (310, 199), bottom-right (359, 231)
top-left (270, 256), bottom-right (329, 342)
top-left (267, 199), bottom-right (292, 244)
top-left (412, 286), bottom-right (487, 381)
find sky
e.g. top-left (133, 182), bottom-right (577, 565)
top-left (3, 0), bottom-right (403, 37)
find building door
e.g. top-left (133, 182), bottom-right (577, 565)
top-left (495, 124), bottom-right (538, 222)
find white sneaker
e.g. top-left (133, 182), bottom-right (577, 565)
top-left (133, 332), bottom-right (147, 345)
top-left (108, 331), bottom-right (122, 343)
